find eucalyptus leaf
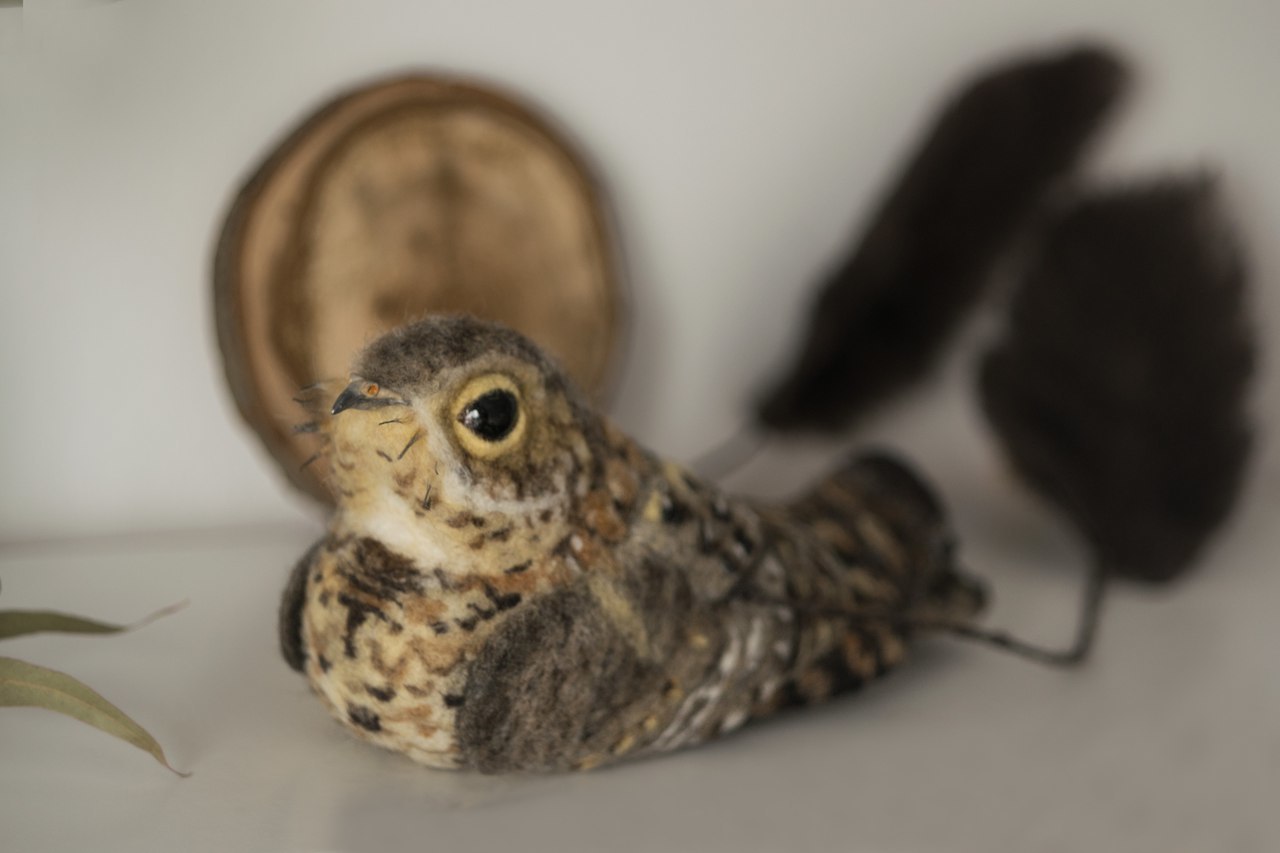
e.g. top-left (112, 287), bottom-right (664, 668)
top-left (0, 656), bottom-right (187, 775)
top-left (0, 601), bottom-right (186, 641)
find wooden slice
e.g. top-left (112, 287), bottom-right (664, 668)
top-left (214, 76), bottom-right (623, 505)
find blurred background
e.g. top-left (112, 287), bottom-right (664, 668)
top-left (2, 0), bottom-right (1278, 544)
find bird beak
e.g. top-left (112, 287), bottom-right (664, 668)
top-left (330, 385), bottom-right (364, 416)
top-left (330, 380), bottom-right (406, 416)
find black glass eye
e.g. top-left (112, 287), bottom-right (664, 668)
top-left (459, 390), bottom-right (519, 442)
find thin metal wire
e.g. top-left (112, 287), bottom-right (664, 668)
top-left (688, 423), bottom-right (770, 482)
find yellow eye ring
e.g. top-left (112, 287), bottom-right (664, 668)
top-left (451, 374), bottom-right (527, 460)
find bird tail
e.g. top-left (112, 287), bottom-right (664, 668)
top-left (793, 449), bottom-right (987, 621)
top-left (798, 451), bottom-right (1117, 668)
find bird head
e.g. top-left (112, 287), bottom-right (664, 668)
top-left (315, 315), bottom-right (605, 566)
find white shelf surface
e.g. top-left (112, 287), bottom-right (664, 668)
top-left (4, 474), bottom-right (1278, 853)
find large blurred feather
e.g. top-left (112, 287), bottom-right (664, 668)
top-left (758, 44), bottom-right (1128, 431)
top-left (979, 178), bottom-right (1255, 582)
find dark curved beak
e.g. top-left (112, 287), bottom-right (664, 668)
top-left (330, 381), bottom-right (408, 416)
top-left (330, 386), bottom-right (364, 416)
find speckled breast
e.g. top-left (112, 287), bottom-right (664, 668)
top-left (299, 534), bottom-right (549, 768)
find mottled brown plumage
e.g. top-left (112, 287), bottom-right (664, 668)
top-left (281, 316), bottom-right (985, 772)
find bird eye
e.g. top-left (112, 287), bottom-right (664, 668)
top-left (450, 374), bottom-right (528, 459)
top-left (366, 383), bottom-right (380, 396)
top-left (459, 390), bottom-right (519, 442)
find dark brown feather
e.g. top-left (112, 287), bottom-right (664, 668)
top-left (979, 178), bottom-right (1256, 581)
top-left (279, 539), bottom-right (324, 672)
top-left (759, 44), bottom-right (1128, 431)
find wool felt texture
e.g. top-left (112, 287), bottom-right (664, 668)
top-left (758, 43), bottom-right (1128, 432)
top-left (979, 178), bottom-right (1256, 582)
top-left (280, 316), bottom-right (989, 773)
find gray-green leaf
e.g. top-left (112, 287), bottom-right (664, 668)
top-left (0, 601), bottom-right (186, 641)
top-left (0, 656), bottom-right (187, 775)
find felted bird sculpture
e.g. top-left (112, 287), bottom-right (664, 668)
top-left (280, 315), bottom-right (989, 773)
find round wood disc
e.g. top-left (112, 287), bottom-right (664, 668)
top-left (214, 75), bottom-right (623, 505)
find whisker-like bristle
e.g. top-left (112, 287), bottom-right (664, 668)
top-left (398, 431), bottom-right (424, 460)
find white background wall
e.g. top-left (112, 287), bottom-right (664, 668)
top-left (2, 0), bottom-right (1278, 543)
